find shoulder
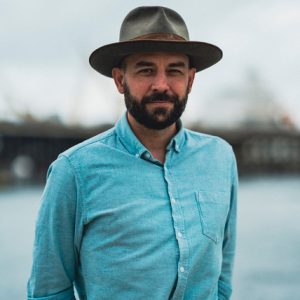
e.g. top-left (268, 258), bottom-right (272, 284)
top-left (46, 126), bottom-right (117, 174)
top-left (183, 128), bottom-right (236, 169)
top-left (184, 128), bottom-right (233, 153)
top-left (183, 128), bottom-right (238, 183)
top-left (60, 126), bottom-right (116, 159)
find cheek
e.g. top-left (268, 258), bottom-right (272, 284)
top-left (169, 80), bottom-right (190, 95)
top-left (127, 78), bottom-right (151, 97)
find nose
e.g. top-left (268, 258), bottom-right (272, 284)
top-left (151, 72), bottom-right (169, 93)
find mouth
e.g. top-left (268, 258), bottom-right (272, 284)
top-left (146, 100), bottom-right (173, 106)
top-left (146, 98), bottom-right (173, 103)
top-left (150, 100), bottom-right (170, 102)
top-left (144, 93), bottom-right (175, 104)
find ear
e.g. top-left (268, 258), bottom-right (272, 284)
top-left (112, 67), bottom-right (125, 94)
top-left (187, 68), bottom-right (196, 93)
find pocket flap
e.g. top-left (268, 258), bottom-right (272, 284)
top-left (195, 191), bottom-right (230, 243)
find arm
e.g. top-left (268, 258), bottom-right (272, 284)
top-left (27, 155), bottom-right (81, 300)
top-left (218, 151), bottom-right (238, 299)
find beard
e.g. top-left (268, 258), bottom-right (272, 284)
top-left (123, 83), bottom-right (189, 130)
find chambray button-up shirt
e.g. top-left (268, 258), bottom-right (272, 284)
top-left (28, 113), bottom-right (238, 300)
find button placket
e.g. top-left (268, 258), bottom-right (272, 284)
top-left (163, 164), bottom-right (189, 299)
top-left (177, 231), bottom-right (183, 238)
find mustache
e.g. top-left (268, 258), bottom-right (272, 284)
top-left (141, 92), bottom-right (176, 103)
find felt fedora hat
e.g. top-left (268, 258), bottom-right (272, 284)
top-left (89, 6), bottom-right (223, 77)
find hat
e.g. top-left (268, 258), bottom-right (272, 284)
top-left (89, 6), bottom-right (223, 77)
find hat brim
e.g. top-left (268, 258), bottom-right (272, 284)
top-left (89, 40), bottom-right (223, 77)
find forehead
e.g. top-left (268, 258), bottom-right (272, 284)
top-left (123, 52), bottom-right (190, 67)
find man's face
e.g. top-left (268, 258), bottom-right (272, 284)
top-left (112, 52), bottom-right (196, 130)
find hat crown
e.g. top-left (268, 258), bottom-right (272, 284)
top-left (119, 6), bottom-right (190, 42)
top-left (89, 6), bottom-right (222, 77)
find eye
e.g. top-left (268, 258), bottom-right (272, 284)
top-left (168, 69), bottom-right (184, 75)
top-left (138, 68), bottom-right (154, 75)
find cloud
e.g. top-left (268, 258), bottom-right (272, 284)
top-left (1, 0), bottom-right (299, 127)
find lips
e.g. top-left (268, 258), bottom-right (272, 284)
top-left (143, 92), bottom-right (175, 104)
top-left (149, 100), bottom-right (172, 103)
top-left (146, 100), bottom-right (174, 106)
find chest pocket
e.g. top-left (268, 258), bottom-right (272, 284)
top-left (195, 191), bottom-right (230, 244)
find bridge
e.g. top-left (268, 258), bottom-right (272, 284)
top-left (1, 121), bottom-right (300, 183)
top-left (195, 127), bottom-right (300, 174)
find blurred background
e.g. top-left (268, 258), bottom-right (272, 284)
top-left (0, 0), bottom-right (299, 299)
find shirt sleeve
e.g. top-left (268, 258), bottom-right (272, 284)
top-left (218, 150), bottom-right (238, 299)
top-left (27, 155), bottom-right (81, 300)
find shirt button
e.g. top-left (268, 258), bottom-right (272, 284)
top-left (171, 198), bottom-right (176, 204)
top-left (177, 231), bottom-right (183, 238)
top-left (180, 266), bottom-right (185, 273)
top-left (135, 153), bottom-right (139, 158)
top-left (144, 152), bottom-right (151, 159)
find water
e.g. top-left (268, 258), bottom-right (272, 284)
top-left (0, 186), bottom-right (41, 299)
top-left (232, 176), bottom-right (300, 300)
top-left (0, 176), bottom-right (299, 299)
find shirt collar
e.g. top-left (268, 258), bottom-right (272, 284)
top-left (166, 119), bottom-right (184, 153)
top-left (116, 113), bottom-right (185, 156)
top-left (116, 113), bottom-right (148, 157)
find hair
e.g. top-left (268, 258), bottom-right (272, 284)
top-left (118, 57), bottom-right (128, 72)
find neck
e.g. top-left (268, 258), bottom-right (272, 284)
top-left (127, 112), bottom-right (177, 163)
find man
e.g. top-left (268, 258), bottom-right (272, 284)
top-left (28, 6), bottom-right (238, 300)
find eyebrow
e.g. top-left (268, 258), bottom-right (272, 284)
top-left (134, 61), bottom-right (155, 68)
top-left (168, 62), bottom-right (187, 68)
top-left (134, 60), bottom-right (187, 68)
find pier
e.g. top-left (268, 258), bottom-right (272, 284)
top-left (195, 126), bottom-right (300, 174)
top-left (1, 121), bottom-right (300, 183)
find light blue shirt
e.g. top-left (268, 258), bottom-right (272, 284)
top-left (28, 113), bottom-right (238, 300)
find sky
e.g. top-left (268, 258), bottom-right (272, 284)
top-left (1, 0), bottom-right (299, 128)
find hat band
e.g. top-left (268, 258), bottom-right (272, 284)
top-left (130, 33), bottom-right (186, 41)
